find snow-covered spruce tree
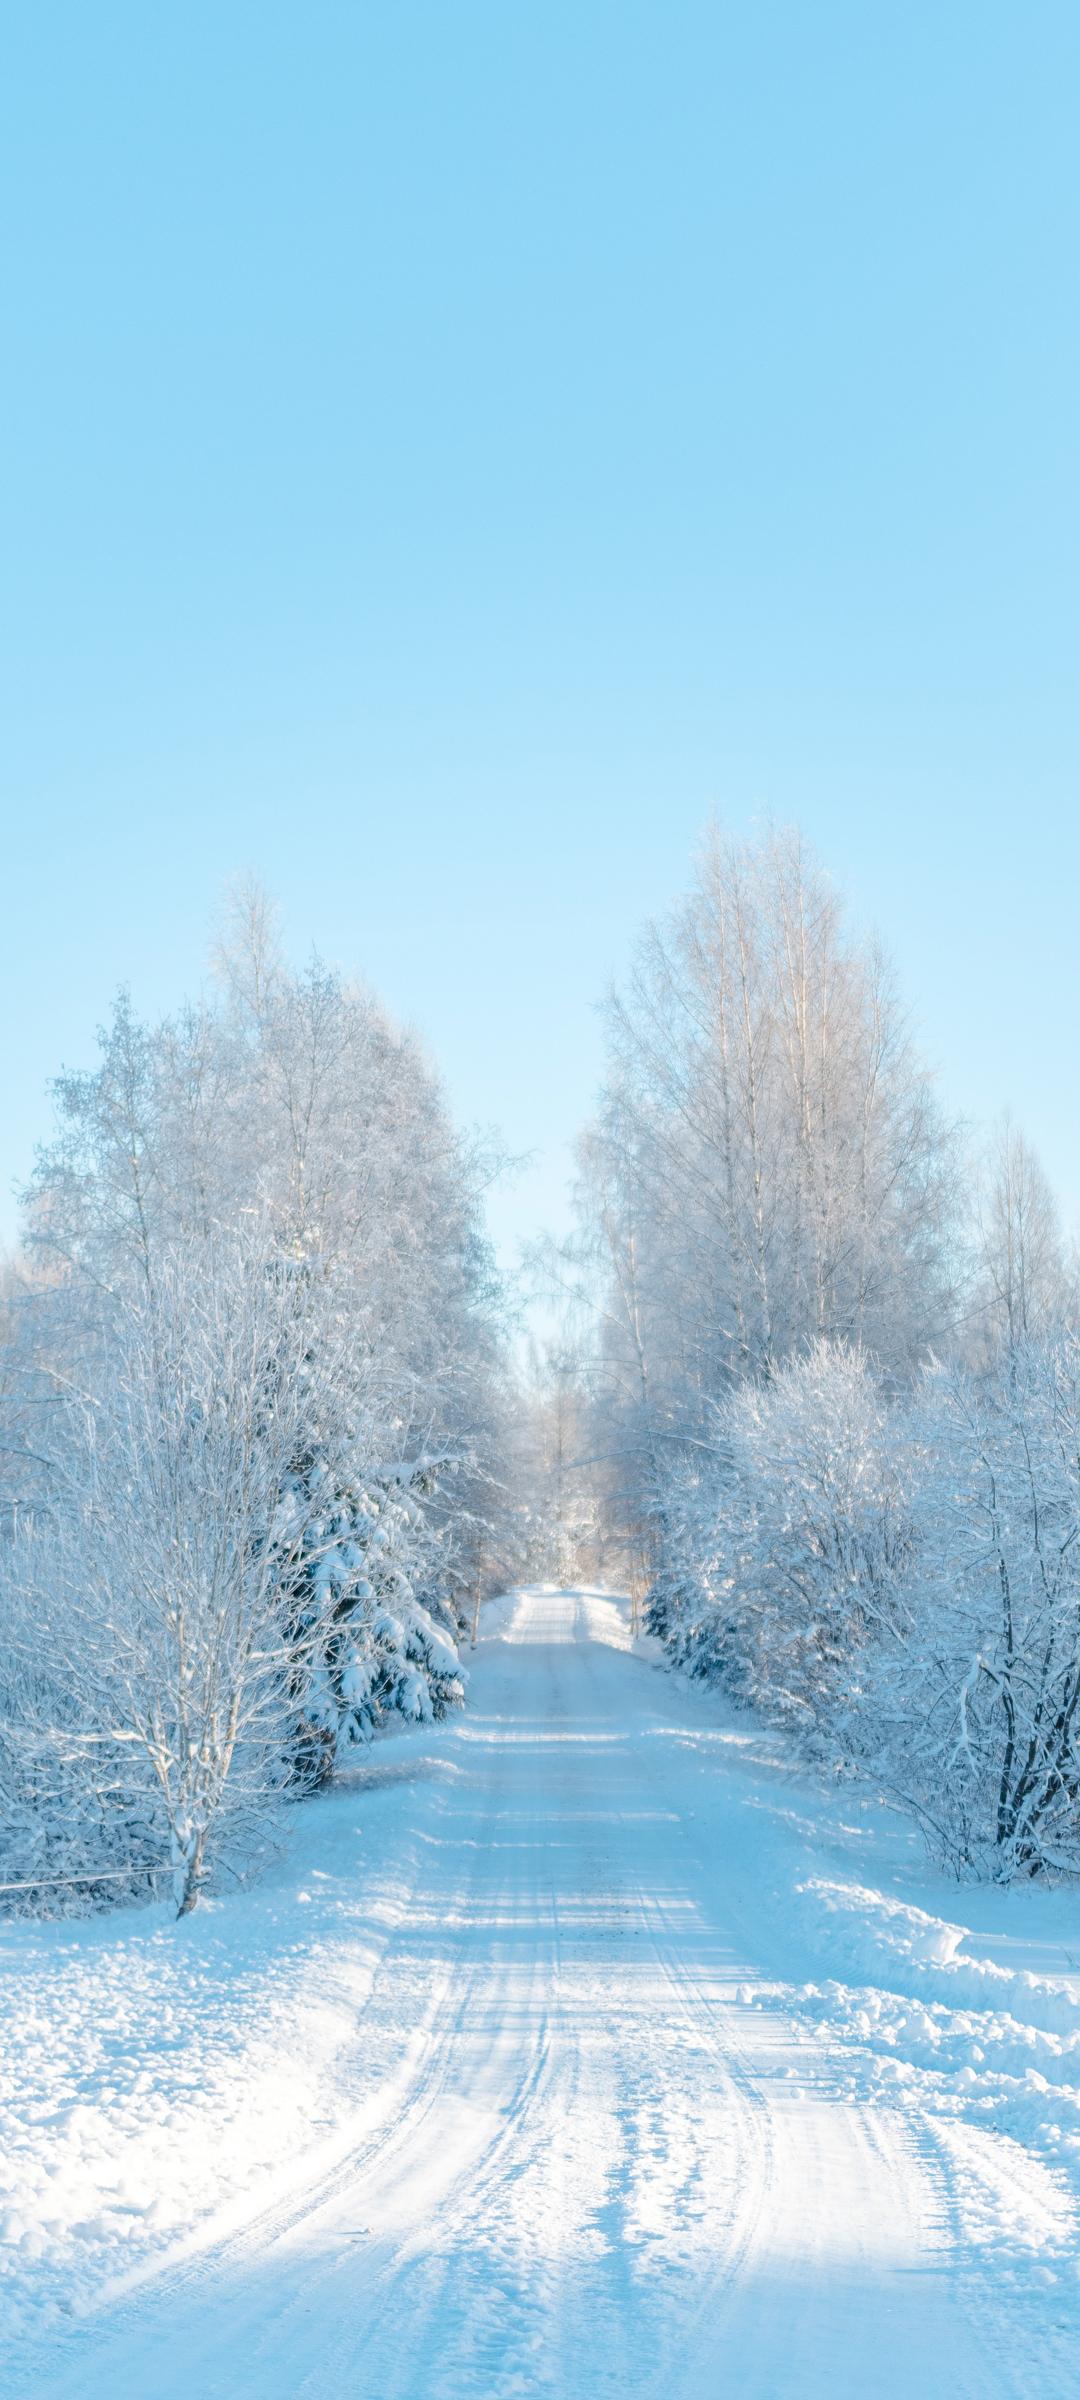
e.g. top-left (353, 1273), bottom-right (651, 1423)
top-left (280, 1443), bottom-right (467, 1787)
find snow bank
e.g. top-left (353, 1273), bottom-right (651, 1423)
top-left (0, 1729), bottom-right (460, 2351)
top-left (717, 1763), bottom-right (1080, 2275)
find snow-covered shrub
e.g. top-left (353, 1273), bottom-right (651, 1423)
top-left (648, 1334), bottom-right (1080, 1881)
top-left (873, 1345), bottom-right (1080, 1879)
top-left (2, 1239), bottom-right (385, 1915)
top-left (0, 1566), bottom-right (164, 1918)
top-left (649, 1343), bottom-right (915, 1744)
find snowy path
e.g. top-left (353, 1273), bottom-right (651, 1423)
top-left (7, 1589), bottom-right (1080, 2398)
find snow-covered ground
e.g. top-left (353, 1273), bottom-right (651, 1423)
top-left (3, 1587), bottom-right (1079, 2397)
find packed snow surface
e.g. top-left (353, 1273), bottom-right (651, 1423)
top-left (4, 1588), bottom-right (1080, 2397)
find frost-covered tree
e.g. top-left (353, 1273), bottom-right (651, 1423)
top-left (972, 1118), bottom-right (1073, 1358)
top-left (23, 902), bottom-right (504, 1587)
top-left (1, 889), bottom-right (509, 1915)
top-left (574, 826), bottom-right (961, 1580)
top-left (2, 1239), bottom-right (373, 1913)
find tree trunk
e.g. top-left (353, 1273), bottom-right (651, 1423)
top-left (175, 1828), bottom-right (206, 1918)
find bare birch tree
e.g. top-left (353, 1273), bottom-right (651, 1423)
top-left (973, 1117), bottom-right (1073, 1356)
top-left (574, 824), bottom-right (960, 1576)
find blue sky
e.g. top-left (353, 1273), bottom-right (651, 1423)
top-left (2, 2), bottom-right (1078, 1277)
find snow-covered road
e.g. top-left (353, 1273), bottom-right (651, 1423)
top-left (7, 1589), bottom-right (1080, 2397)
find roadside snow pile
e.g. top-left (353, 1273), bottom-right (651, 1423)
top-left (741, 1866), bottom-right (1080, 2265)
top-left (794, 1876), bottom-right (1080, 2030)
